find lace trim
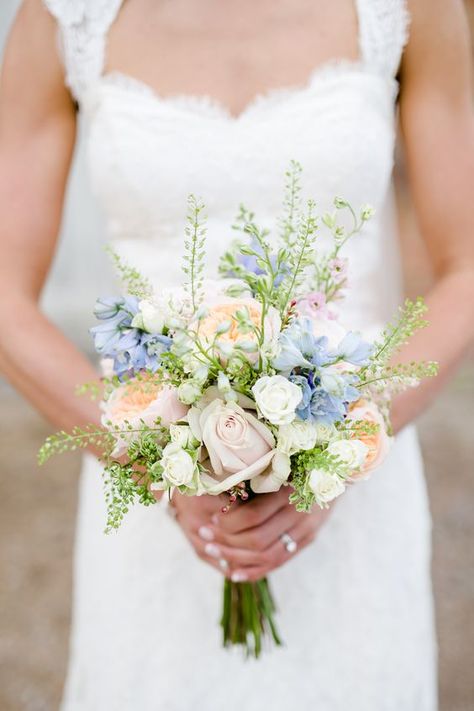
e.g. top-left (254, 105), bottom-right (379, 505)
top-left (43, 0), bottom-right (124, 101)
top-left (357, 0), bottom-right (411, 77)
top-left (101, 59), bottom-right (396, 124)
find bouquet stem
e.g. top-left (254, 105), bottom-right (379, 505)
top-left (220, 577), bottom-right (282, 658)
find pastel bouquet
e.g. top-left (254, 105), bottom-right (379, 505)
top-left (39, 162), bottom-right (437, 657)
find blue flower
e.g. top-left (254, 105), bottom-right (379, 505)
top-left (234, 239), bottom-right (288, 287)
top-left (90, 295), bottom-right (171, 378)
top-left (272, 318), bottom-right (334, 374)
top-left (333, 332), bottom-right (373, 366)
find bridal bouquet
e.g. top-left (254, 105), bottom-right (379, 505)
top-left (39, 162), bottom-right (437, 657)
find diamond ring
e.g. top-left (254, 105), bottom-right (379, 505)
top-left (280, 532), bottom-right (298, 554)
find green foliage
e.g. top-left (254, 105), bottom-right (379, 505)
top-left (358, 360), bottom-right (439, 394)
top-left (75, 381), bottom-right (101, 400)
top-left (278, 159), bottom-right (303, 247)
top-left (289, 447), bottom-right (347, 512)
top-left (38, 425), bottom-right (115, 464)
top-left (105, 245), bottom-right (153, 300)
top-left (367, 297), bottom-right (430, 367)
top-left (183, 194), bottom-right (207, 312)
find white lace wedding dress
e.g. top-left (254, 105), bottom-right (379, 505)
top-left (43, 1), bottom-right (436, 709)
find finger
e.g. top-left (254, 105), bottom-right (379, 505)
top-left (212, 488), bottom-right (290, 534)
top-left (189, 533), bottom-right (269, 571)
top-left (213, 503), bottom-right (304, 552)
top-left (230, 532), bottom-right (317, 582)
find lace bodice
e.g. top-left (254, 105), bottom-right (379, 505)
top-left (44, 0), bottom-right (410, 329)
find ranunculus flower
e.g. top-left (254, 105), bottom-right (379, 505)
top-left (102, 380), bottom-right (188, 457)
top-left (309, 468), bottom-right (345, 506)
top-left (252, 375), bottom-right (302, 425)
top-left (195, 297), bottom-right (280, 364)
top-left (346, 399), bottom-right (392, 479)
top-left (188, 397), bottom-right (279, 494)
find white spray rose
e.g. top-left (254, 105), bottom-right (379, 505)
top-left (309, 468), bottom-right (345, 506)
top-left (277, 419), bottom-right (318, 456)
top-left (178, 381), bottom-right (202, 405)
top-left (138, 299), bottom-right (166, 334)
top-left (160, 442), bottom-right (196, 487)
top-left (327, 439), bottom-right (368, 471)
top-left (314, 422), bottom-right (339, 444)
top-left (252, 375), bottom-right (302, 426)
top-left (169, 424), bottom-right (197, 449)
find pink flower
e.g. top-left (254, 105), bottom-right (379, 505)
top-left (102, 379), bottom-right (188, 457)
top-left (295, 291), bottom-right (328, 319)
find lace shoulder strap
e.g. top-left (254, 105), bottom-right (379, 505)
top-left (43, 0), bottom-right (124, 103)
top-left (357, 0), bottom-right (410, 78)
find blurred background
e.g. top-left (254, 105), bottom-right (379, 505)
top-left (0, 2), bottom-right (473, 710)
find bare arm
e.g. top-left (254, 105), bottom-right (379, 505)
top-left (391, 0), bottom-right (474, 431)
top-left (0, 0), bottom-right (100, 431)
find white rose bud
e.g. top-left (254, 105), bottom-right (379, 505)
top-left (138, 299), bottom-right (165, 334)
top-left (309, 468), bottom-right (345, 506)
top-left (160, 442), bottom-right (196, 487)
top-left (277, 419), bottom-right (318, 456)
top-left (327, 439), bottom-right (368, 471)
top-left (314, 422), bottom-right (338, 444)
top-left (252, 375), bottom-right (302, 426)
top-left (178, 381), bottom-right (202, 405)
top-left (169, 424), bottom-right (197, 449)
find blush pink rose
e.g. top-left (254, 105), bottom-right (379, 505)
top-left (102, 380), bottom-right (188, 457)
top-left (346, 399), bottom-right (392, 479)
top-left (188, 397), bottom-right (281, 494)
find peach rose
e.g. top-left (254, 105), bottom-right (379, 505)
top-left (195, 297), bottom-right (280, 363)
top-left (188, 397), bottom-right (288, 494)
top-left (102, 379), bottom-right (188, 457)
top-left (346, 399), bottom-right (392, 479)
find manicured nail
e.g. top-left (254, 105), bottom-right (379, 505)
top-left (198, 526), bottom-right (214, 542)
top-left (211, 513), bottom-right (219, 525)
top-left (204, 543), bottom-right (221, 559)
top-left (231, 571), bottom-right (248, 583)
top-left (219, 559), bottom-right (229, 571)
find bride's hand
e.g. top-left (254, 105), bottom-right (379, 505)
top-left (173, 487), bottom-right (332, 581)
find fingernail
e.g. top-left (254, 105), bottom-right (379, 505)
top-left (219, 559), bottom-right (229, 571)
top-left (231, 571), bottom-right (248, 583)
top-left (211, 513), bottom-right (219, 525)
top-left (198, 526), bottom-right (214, 542)
top-left (204, 543), bottom-right (221, 559)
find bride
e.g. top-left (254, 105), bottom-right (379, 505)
top-left (1, 0), bottom-right (473, 709)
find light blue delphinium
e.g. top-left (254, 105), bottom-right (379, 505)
top-left (272, 318), bottom-right (334, 375)
top-left (333, 331), bottom-right (374, 366)
top-left (90, 295), bottom-right (171, 378)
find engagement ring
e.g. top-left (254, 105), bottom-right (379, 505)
top-left (280, 532), bottom-right (297, 554)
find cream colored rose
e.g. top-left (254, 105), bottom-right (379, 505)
top-left (314, 422), bottom-right (338, 444)
top-left (251, 452), bottom-right (291, 493)
top-left (160, 442), bottom-right (196, 487)
top-left (188, 398), bottom-right (277, 494)
top-left (195, 297), bottom-right (281, 364)
top-left (309, 468), bottom-right (346, 507)
top-left (277, 419), bottom-right (318, 456)
top-left (252, 375), bottom-right (302, 426)
top-left (326, 439), bottom-right (368, 472)
top-left (346, 399), bottom-right (392, 479)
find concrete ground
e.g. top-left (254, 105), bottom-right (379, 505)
top-left (0, 362), bottom-right (473, 711)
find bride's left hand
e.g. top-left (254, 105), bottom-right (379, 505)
top-left (200, 487), bottom-right (333, 582)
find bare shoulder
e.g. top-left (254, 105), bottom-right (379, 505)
top-left (0, 0), bottom-right (75, 131)
top-left (402, 0), bottom-right (472, 97)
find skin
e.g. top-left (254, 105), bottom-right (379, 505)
top-left (0, 0), bottom-right (473, 584)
